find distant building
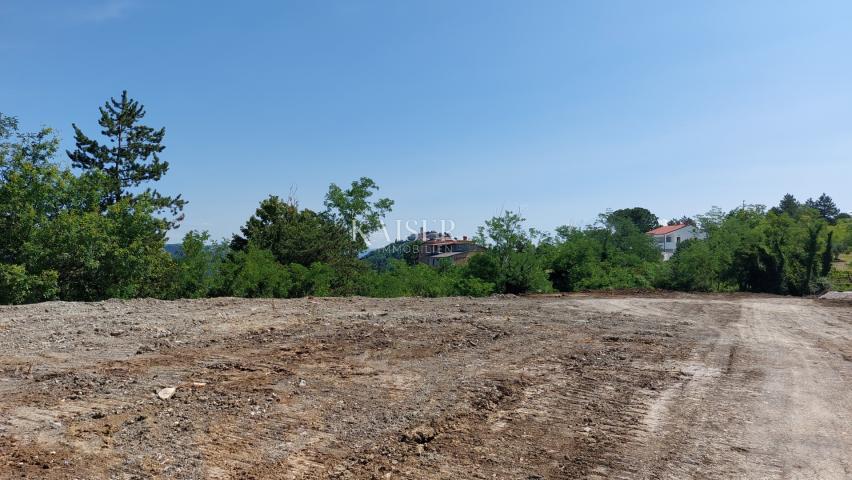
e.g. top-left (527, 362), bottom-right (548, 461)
top-left (647, 224), bottom-right (705, 260)
top-left (416, 236), bottom-right (484, 266)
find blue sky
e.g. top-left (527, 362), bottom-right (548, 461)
top-left (2, 1), bottom-right (850, 244)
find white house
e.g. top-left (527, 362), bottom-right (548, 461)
top-left (647, 224), bottom-right (705, 260)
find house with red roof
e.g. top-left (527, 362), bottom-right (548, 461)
top-left (646, 223), bottom-right (705, 260)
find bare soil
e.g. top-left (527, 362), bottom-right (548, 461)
top-left (0, 293), bottom-right (850, 479)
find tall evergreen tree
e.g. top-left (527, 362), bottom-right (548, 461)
top-left (804, 193), bottom-right (840, 224)
top-left (67, 91), bottom-right (185, 225)
top-left (774, 193), bottom-right (800, 216)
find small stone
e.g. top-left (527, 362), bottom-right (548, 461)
top-left (157, 387), bottom-right (177, 400)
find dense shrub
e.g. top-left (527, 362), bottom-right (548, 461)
top-left (218, 246), bottom-right (292, 298)
top-left (0, 264), bottom-right (58, 304)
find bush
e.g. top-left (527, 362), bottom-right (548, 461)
top-left (0, 264), bottom-right (59, 304)
top-left (664, 239), bottom-right (720, 291)
top-left (358, 261), bottom-right (451, 297)
top-left (26, 197), bottom-right (175, 301)
top-left (355, 260), bottom-right (494, 298)
top-left (465, 250), bottom-right (551, 294)
top-left (219, 246), bottom-right (292, 298)
top-left (451, 276), bottom-right (495, 297)
top-left (289, 262), bottom-right (336, 297)
top-left (548, 226), bottom-right (659, 292)
top-left (173, 231), bottom-right (226, 299)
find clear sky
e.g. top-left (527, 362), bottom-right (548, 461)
top-left (2, 1), bottom-right (850, 245)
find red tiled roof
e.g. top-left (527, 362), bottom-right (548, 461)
top-left (646, 224), bottom-right (689, 235)
top-left (423, 239), bottom-right (477, 245)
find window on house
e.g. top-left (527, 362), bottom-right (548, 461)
top-left (676, 236), bottom-right (681, 243)
top-left (665, 235), bottom-right (671, 242)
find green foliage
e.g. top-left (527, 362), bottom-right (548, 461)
top-left (1, 111), bottom-right (177, 303)
top-left (0, 264), bottom-right (58, 304)
top-left (219, 246), bottom-right (292, 298)
top-left (696, 206), bottom-right (726, 235)
top-left (821, 231), bottom-right (834, 277)
top-left (215, 245), bottom-right (346, 299)
top-left (172, 231), bottom-right (227, 299)
top-left (362, 239), bottom-right (421, 271)
top-left (609, 207), bottom-right (660, 232)
top-left (359, 261), bottom-right (450, 297)
top-left (288, 262), bottom-right (336, 297)
top-left (357, 260), bottom-right (495, 298)
top-left (656, 205), bottom-right (836, 296)
top-left (831, 218), bottom-right (852, 255)
top-left (772, 193), bottom-right (801, 217)
top-left (598, 212), bottom-right (661, 263)
top-left (548, 219), bottom-right (660, 292)
top-left (667, 216), bottom-right (696, 226)
top-left (451, 275), bottom-right (496, 297)
top-left (27, 196), bottom-right (175, 300)
top-left (3, 106), bottom-right (851, 303)
top-left (828, 268), bottom-right (852, 292)
top-left (231, 195), bottom-right (357, 267)
top-left (67, 91), bottom-right (185, 226)
top-left (324, 177), bottom-right (394, 251)
top-left (471, 211), bottom-right (552, 294)
top-left (805, 193), bottom-right (840, 224)
top-left (663, 239), bottom-right (722, 291)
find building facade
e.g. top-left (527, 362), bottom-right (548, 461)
top-left (416, 237), bottom-right (484, 266)
top-left (647, 224), bottom-right (705, 260)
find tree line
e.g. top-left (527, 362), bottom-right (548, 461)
top-left (1, 93), bottom-right (850, 304)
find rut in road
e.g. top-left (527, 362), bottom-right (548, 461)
top-left (617, 297), bottom-right (852, 480)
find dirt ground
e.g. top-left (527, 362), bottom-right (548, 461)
top-left (0, 293), bottom-right (850, 479)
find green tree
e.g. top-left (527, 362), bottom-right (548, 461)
top-left (231, 195), bottom-right (358, 270)
top-left (772, 193), bottom-right (800, 217)
top-left (67, 91), bottom-right (185, 225)
top-left (800, 222), bottom-right (824, 294)
top-left (609, 207), bottom-right (660, 233)
top-left (27, 196), bottom-right (175, 301)
top-left (696, 206), bottom-right (726, 235)
top-left (667, 216), bottom-right (696, 226)
top-left (323, 177), bottom-right (394, 251)
top-left (173, 231), bottom-right (227, 298)
top-left (805, 193), bottom-right (840, 224)
top-left (598, 213), bottom-right (661, 263)
top-left (665, 239), bottom-right (720, 291)
top-left (547, 216), bottom-right (661, 292)
top-left (362, 239), bottom-right (422, 271)
top-left (1, 113), bottom-right (113, 303)
top-left (219, 245), bottom-right (292, 298)
top-left (821, 231), bottom-right (834, 277)
top-left (471, 211), bottom-right (551, 294)
top-left (0, 264), bottom-right (58, 305)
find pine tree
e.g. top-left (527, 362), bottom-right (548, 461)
top-left (804, 193), bottom-right (840, 224)
top-left (67, 91), bottom-right (185, 225)
top-left (775, 193), bottom-right (800, 216)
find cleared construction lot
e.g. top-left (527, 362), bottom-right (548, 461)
top-left (0, 293), bottom-right (850, 479)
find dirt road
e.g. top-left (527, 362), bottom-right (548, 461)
top-left (0, 294), bottom-right (849, 479)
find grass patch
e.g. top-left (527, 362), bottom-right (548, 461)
top-left (830, 252), bottom-right (852, 291)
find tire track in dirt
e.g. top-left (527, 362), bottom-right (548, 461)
top-left (621, 297), bottom-right (852, 479)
